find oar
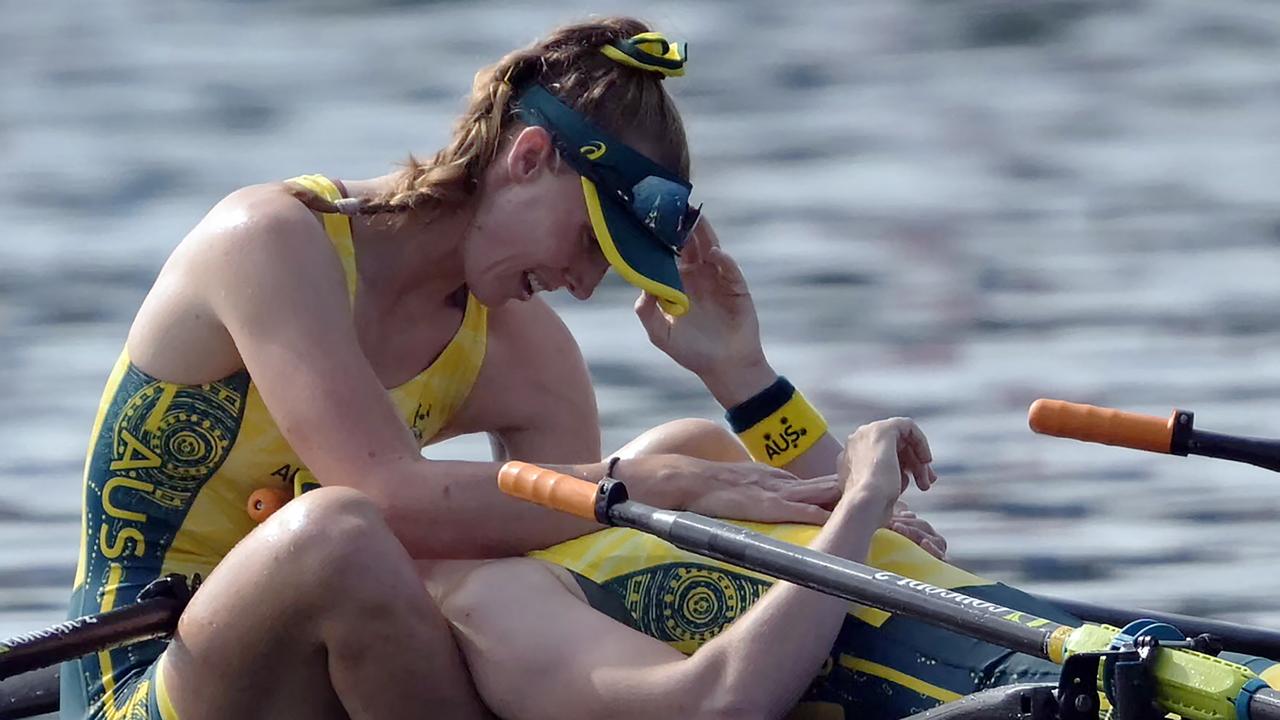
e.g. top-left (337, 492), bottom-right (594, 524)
top-left (501, 461), bottom-right (1072, 658)
top-left (0, 576), bottom-right (190, 719)
top-left (497, 461), bottom-right (1280, 720)
top-left (0, 574), bottom-right (191, 682)
top-left (1029, 399), bottom-right (1280, 473)
top-left (0, 666), bottom-right (57, 720)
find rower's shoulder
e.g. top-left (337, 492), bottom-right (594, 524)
top-left (198, 181), bottom-right (326, 246)
top-left (478, 296), bottom-right (591, 401)
top-left (486, 296), bottom-right (582, 361)
top-left (157, 180), bottom-right (353, 322)
top-left (488, 294), bottom-right (565, 333)
top-left (178, 181), bottom-right (339, 275)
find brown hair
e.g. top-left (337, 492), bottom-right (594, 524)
top-left (291, 17), bottom-right (690, 221)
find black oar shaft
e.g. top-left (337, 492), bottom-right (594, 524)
top-left (0, 666), bottom-right (58, 720)
top-left (609, 500), bottom-right (1065, 660)
top-left (1185, 429), bottom-right (1280, 473)
top-left (0, 597), bottom-right (181, 681)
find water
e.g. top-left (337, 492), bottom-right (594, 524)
top-left (3, 0), bottom-right (1280, 667)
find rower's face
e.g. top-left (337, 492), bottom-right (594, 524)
top-left (464, 127), bottom-right (610, 307)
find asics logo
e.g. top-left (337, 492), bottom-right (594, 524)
top-left (579, 141), bottom-right (607, 160)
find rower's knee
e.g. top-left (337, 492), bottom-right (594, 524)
top-left (617, 417), bottom-right (750, 462)
top-left (264, 486), bottom-right (403, 588)
top-left (271, 485), bottom-right (383, 539)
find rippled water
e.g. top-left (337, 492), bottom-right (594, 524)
top-left (3, 0), bottom-right (1280, 665)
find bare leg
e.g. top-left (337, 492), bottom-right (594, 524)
top-left (161, 486), bottom-right (491, 720)
top-left (412, 420), bottom-right (748, 715)
top-left (612, 417), bottom-right (751, 463)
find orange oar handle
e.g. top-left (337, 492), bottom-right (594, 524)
top-left (1028, 399), bottom-right (1175, 454)
top-left (498, 461), bottom-right (600, 521)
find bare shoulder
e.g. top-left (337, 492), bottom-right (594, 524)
top-left (451, 296), bottom-right (597, 438)
top-left (129, 182), bottom-right (348, 382)
top-left (487, 295), bottom-right (578, 351)
top-left (183, 182), bottom-right (335, 270)
top-left (486, 297), bottom-right (590, 394)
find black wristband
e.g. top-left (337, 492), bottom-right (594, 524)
top-left (724, 376), bottom-right (795, 433)
top-left (604, 456), bottom-right (622, 480)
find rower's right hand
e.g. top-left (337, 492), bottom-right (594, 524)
top-left (615, 454), bottom-right (838, 524)
top-left (837, 418), bottom-right (937, 518)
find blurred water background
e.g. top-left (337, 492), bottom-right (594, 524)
top-left (3, 0), bottom-right (1280, 672)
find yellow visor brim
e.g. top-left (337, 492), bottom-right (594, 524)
top-left (582, 177), bottom-right (689, 317)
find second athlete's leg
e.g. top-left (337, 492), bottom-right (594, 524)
top-left (612, 417), bottom-right (750, 463)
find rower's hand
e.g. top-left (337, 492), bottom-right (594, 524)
top-left (888, 500), bottom-right (948, 560)
top-left (635, 218), bottom-right (769, 389)
top-left (616, 454), bottom-right (838, 525)
top-left (837, 418), bottom-right (938, 529)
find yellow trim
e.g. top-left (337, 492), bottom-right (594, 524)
top-left (97, 563), bottom-right (125, 708)
top-left (582, 178), bottom-right (689, 317)
top-left (838, 655), bottom-right (963, 703)
top-left (1047, 625), bottom-right (1073, 664)
top-left (285, 174), bottom-right (358, 306)
top-left (75, 352), bottom-right (134, 588)
top-left (154, 654), bottom-right (180, 720)
top-left (735, 390), bottom-right (828, 467)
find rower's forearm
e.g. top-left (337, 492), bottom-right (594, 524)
top-left (683, 494), bottom-right (891, 719)
top-left (366, 459), bottom-right (603, 558)
top-left (700, 358), bottom-right (778, 410)
top-left (777, 432), bottom-right (843, 480)
top-left (371, 457), bottom-right (691, 559)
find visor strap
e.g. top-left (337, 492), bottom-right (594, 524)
top-left (726, 377), bottom-right (829, 467)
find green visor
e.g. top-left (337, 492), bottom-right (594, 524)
top-left (511, 84), bottom-right (699, 316)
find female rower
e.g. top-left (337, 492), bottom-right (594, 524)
top-left (62, 16), bottom-right (944, 720)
